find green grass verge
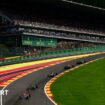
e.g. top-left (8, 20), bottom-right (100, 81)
top-left (51, 58), bottom-right (105, 105)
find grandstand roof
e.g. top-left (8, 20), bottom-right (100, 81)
top-left (0, 1), bottom-right (105, 16)
top-left (1, 0), bottom-right (105, 26)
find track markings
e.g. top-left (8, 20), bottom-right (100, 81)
top-left (0, 60), bottom-right (65, 88)
top-left (44, 52), bottom-right (105, 105)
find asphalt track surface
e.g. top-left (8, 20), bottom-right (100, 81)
top-left (0, 60), bottom-right (63, 88)
top-left (13, 52), bottom-right (105, 105)
top-left (1, 52), bottom-right (105, 105)
top-left (0, 53), bottom-right (101, 89)
top-left (14, 78), bottom-right (53, 105)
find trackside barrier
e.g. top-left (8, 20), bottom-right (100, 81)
top-left (0, 45), bottom-right (105, 66)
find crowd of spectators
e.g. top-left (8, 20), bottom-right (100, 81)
top-left (1, 10), bottom-right (105, 36)
top-left (22, 28), bottom-right (105, 43)
top-left (0, 39), bottom-right (99, 58)
top-left (2, 10), bottom-right (105, 37)
top-left (8, 41), bottom-right (95, 56)
top-left (14, 19), bottom-right (105, 36)
top-left (42, 41), bottom-right (95, 53)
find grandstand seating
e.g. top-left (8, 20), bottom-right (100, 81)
top-left (23, 28), bottom-right (105, 43)
top-left (2, 10), bottom-right (105, 36)
top-left (15, 19), bottom-right (105, 36)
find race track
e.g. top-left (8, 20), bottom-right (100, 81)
top-left (1, 52), bottom-right (105, 105)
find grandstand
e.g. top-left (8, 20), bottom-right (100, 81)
top-left (0, 0), bottom-right (105, 64)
